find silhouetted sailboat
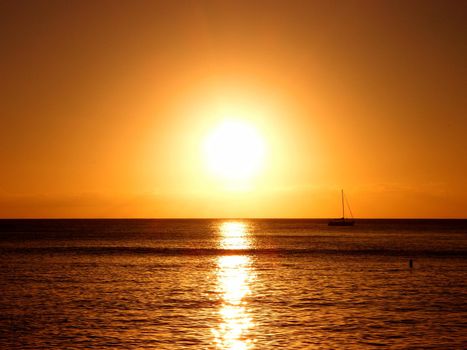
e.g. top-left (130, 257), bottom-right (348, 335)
top-left (328, 189), bottom-right (355, 226)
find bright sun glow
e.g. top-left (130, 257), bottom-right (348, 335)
top-left (203, 119), bottom-right (266, 182)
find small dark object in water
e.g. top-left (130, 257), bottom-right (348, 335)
top-left (409, 259), bottom-right (413, 268)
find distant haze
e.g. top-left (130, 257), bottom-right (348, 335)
top-left (1, 1), bottom-right (466, 218)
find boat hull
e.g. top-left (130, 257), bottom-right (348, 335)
top-left (328, 219), bottom-right (355, 226)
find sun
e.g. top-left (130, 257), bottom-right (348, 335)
top-left (203, 119), bottom-right (266, 182)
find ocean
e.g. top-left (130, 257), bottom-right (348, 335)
top-left (0, 219), bottom-right (466, 349)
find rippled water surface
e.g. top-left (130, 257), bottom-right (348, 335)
top-left (1, 219), bottom-right (466, 349)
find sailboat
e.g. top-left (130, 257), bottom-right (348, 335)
top-left (328, 189), bottom-right (355, 226)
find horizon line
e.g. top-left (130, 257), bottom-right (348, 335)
top-left (0, 217), bottom-right (466, 220)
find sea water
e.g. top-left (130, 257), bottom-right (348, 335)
top-left (0, 219), bottom-right (466, 349)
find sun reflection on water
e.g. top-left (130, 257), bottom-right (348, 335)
top-left (213, 221), bottom-right (255, 349)
top-left (219, 222), bottom-right (251, 250)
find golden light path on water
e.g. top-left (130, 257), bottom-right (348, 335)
top-left (213, 222), bottom-right (255, 350)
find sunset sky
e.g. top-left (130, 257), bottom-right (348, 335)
top-left (1, 0), bottom-right (466, 218)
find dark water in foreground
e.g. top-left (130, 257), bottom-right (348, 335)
top-left (0, 219), bottom-right (466, 349)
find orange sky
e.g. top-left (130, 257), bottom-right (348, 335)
top-left (1, 1), bottom-right (466, 218)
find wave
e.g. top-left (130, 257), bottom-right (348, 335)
top-left (1, 246), bottom-right (466, 257)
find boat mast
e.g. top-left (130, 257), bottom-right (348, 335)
top-left (341, 189), bottom-right (345, 219)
